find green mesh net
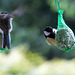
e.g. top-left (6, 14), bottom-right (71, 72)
top-left (55, 0), bottom-right (75, 52)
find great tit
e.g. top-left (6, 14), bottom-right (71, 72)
top-left (0, 6), bottom-right (27, 49)
top-left (44, 26), bottom-right (57, 46)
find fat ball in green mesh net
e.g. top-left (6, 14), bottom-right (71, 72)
top-left (55, 0), bottom-right (75, 52)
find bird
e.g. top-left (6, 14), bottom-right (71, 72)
top-left (0, 5), bottom-right (27, 49)
top-left (44, 26), bottom-right (57, 46)
top-left (0, 12), bottom-right (12, 49)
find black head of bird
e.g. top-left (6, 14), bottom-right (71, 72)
top-left (44, 26), bottom-right (57, 46)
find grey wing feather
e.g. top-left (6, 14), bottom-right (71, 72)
top-left (9, 5), bottom-right (28, 18)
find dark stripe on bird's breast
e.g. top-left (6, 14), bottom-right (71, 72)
top-left (48, 33), bottom-right (55, 39)
top-left (0, 19), bottom-right (11, 31)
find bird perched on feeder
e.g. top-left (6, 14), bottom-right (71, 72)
top-left (0, 5), bottom-right (27, 49)
top-left (44, 26), bottom-right (57, 46)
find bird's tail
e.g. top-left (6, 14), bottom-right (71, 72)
top-left (3, 32), bottom-right (10, 49)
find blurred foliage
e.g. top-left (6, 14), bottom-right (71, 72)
top-left (0, 46), bottom-right (75, 75)
top-left (0, 0), bottom-right (75, 60)
top-left (0, 45), bottom-right (45, 75)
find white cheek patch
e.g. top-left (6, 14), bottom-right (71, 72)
top-left (9, 18), bottom-right (13, 32)
top-left (53, 28), bottom-right (57, 33)
top-left (0, 28), bottom-right (3, 33)
top-left (44, 31), bottom-right (50, 36)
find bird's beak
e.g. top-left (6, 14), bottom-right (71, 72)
top-left (44, 31), bottom-right (50, 36)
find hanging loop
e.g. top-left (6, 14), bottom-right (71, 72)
top-left (55, 0), bottom-right (61, 12)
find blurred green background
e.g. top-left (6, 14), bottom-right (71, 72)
top-left (0, 0), bottom-right (75, 75)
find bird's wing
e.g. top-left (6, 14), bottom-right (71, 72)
top-left (9, 5), bottom-right (28, 18)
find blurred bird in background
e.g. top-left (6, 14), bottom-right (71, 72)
top-left (44, 26), bottom-right (57, 46)
top-left (0, 5), bottom-right (27, 49)
top-left (0, 12), bottom-right (12, 49)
